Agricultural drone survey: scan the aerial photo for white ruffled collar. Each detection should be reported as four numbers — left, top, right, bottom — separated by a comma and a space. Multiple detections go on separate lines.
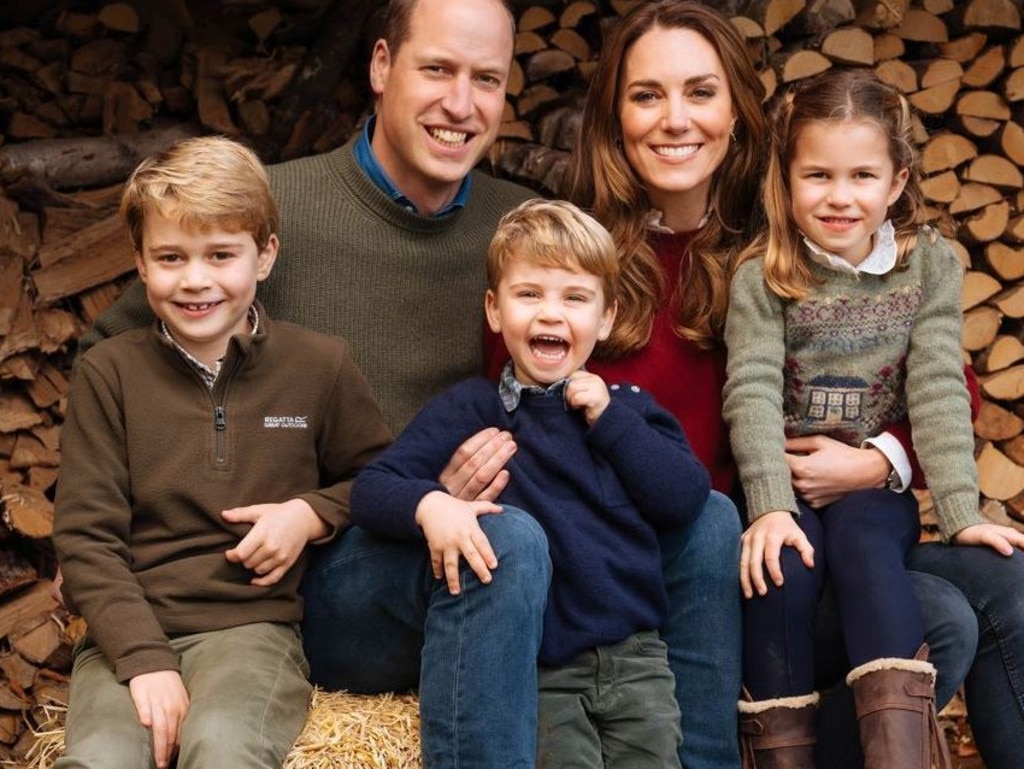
802, 219, 897, 276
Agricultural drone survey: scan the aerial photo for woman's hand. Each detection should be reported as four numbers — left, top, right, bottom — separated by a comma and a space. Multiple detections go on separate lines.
785, 435, 889, 507
740, 510, 814, 599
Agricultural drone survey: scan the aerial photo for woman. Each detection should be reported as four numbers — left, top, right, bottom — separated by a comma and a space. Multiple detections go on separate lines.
563, 2, 1002, 767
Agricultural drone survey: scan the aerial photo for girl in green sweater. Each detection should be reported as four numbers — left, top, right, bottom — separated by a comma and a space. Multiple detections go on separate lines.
724, 69, 1024, 769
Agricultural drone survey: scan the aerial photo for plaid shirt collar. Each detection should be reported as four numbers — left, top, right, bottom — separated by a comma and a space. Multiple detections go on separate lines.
497, 360, 571, 413
160, 305, 259, 389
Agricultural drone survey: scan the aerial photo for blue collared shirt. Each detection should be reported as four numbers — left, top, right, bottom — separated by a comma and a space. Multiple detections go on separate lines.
353, 115, 472, 216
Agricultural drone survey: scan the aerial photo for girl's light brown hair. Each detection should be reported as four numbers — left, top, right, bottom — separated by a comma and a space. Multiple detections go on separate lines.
121, 135, 278, 253
754, 68, 925, 300
487, 198, 619, 304
567, 0, 766, 355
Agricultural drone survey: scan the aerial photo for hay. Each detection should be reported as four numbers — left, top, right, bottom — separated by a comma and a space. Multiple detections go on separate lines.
16, 689, 421, 769
284, 689, 421, 769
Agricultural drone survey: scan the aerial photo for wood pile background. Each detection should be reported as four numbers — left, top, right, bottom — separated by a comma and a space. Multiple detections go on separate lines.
0, 0, 1021, 765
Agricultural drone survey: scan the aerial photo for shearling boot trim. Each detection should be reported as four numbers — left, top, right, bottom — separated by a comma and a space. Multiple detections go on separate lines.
845, 656, 937, 687
738, 691, 820, 714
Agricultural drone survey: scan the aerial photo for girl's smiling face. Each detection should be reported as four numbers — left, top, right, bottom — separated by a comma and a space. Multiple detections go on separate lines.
787, 118, 909, 266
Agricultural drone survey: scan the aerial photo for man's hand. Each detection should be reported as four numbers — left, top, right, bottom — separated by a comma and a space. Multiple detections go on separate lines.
786, 435, 890, 507
952, 523, 1024, 556
439, 427, 516, 501
565, 371, 610, 425
223, 499, 328, 586
128, 670, 189, 769
740, 510, 815, 599
415, 491, 502, 594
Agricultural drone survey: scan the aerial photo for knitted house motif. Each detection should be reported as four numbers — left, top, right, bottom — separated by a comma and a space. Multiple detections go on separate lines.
805, 374, 868, 426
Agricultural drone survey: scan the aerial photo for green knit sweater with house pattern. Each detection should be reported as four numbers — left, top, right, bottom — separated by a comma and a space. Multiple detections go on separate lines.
81, 136, 534, 434
723, 229, 981, 540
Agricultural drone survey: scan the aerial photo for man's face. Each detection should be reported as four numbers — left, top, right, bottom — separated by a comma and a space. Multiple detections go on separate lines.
369, 0, 513, 216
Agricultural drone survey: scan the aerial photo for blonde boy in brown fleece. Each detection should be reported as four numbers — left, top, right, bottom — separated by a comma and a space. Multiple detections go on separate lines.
53, 136, 391, 769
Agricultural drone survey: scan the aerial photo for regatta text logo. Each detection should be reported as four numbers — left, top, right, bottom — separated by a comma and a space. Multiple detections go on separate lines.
264, 415, 309, 429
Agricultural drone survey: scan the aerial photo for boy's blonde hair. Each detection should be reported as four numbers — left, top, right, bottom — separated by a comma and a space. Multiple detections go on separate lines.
120, 135, 278, 252
487, 198, 619, 303
752, 69, 926, 300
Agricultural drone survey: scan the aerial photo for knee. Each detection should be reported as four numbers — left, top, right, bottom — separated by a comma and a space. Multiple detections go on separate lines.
662, 490, 741, 576
913, 573, 978, 706
479, 506, 551, 573
59, 728, 150, 769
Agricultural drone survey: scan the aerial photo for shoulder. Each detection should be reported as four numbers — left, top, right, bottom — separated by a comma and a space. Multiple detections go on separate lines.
437, 377, 500, 409
77, 326, 155, 372
732, 255, 766, 283
468, 171, 534, 209
264, 320, 355, 369
268, 143, 349, 186
904, 226, 962, 283
606, 381, 659, 411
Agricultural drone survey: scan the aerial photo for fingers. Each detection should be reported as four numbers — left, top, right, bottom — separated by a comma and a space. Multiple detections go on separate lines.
739, 532, 768, 598
784, 435, 821, 453
474, 469, 511, 503
150, 707, 175, 768
440, 429, 516, 501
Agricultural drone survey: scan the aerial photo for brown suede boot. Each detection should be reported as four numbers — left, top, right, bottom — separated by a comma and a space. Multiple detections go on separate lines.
738, 690, 818, 769
846, 644, 951, 769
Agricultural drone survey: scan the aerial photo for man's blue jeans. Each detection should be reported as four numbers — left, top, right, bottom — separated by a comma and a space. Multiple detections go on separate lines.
908, 542, 1024, 769
660, 490, 743, 769
303, 492, 743, 769
301, 506, 551, 769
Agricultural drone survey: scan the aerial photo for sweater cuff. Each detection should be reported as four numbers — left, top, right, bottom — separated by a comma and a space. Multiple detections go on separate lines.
742, 477, 799, 523
115, 646, 181, 684
935, 493, 985, 542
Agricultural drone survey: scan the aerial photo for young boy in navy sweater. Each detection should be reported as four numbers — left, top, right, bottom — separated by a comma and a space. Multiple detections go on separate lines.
350, 198, 711, 768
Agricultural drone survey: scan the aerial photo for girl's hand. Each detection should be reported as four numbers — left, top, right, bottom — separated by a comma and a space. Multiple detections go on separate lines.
951, 523, 1024, 556
740, 510, 815, 599
785, 435, 889, 506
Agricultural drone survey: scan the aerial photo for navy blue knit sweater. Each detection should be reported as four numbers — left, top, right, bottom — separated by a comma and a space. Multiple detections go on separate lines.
351, 377, 711, 665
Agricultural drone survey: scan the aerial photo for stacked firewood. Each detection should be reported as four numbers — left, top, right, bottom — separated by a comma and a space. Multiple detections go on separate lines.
0, 0, 1021, 764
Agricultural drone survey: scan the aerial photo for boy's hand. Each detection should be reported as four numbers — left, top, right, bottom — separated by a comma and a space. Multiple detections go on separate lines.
740, 510, 815, 599
440, 427, 516, 502
128, 670, 189, 769
223, 499, 328, 586
952, 523, 1024, 556
415, 490, 502, 595
566, 371, 610, 425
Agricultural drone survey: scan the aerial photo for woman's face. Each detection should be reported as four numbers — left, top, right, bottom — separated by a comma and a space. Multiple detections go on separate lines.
618, 26, 736, 226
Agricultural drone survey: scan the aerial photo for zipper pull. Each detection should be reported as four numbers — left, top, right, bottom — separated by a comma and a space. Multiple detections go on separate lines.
215, 406, 226, 431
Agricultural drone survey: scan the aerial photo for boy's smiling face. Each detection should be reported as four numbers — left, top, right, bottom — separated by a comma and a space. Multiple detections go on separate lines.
485, 256, 616, 387
135, 209, 278, 368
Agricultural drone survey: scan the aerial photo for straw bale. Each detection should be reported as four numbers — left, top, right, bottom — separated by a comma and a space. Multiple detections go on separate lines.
284, 689, 422, 769
17, 689, 421, 769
